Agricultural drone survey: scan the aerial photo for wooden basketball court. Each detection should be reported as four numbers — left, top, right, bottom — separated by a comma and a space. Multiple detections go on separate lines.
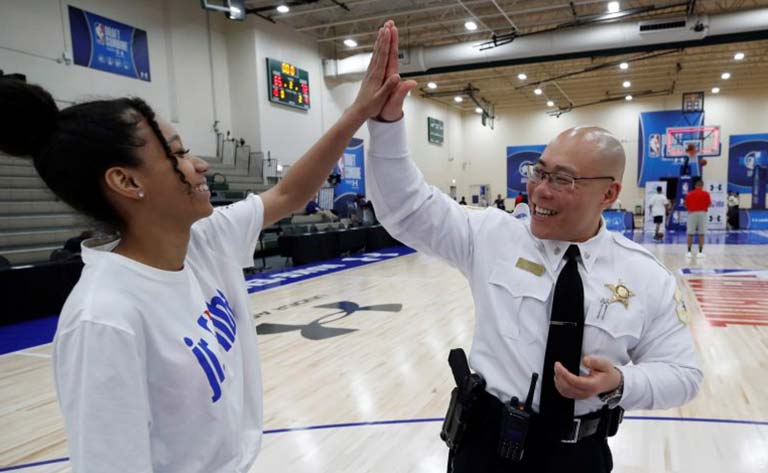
1, 233, 767, 472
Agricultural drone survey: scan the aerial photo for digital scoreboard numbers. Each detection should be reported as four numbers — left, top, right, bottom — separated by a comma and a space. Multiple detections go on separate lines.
267, 58, 310, 111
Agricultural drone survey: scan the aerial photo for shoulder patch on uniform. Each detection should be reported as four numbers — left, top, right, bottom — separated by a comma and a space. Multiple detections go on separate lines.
609, 232, 672, 276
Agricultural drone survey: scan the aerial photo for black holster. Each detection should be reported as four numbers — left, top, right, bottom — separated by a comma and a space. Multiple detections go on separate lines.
440, 349, 486, 452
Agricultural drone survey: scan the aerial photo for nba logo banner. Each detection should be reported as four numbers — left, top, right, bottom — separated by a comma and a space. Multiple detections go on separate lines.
68, 6, 151, 81
333, 138, 365, 215
637, 110, 704, 185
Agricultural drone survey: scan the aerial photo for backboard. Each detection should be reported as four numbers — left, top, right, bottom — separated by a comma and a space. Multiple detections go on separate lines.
666, 125, 721, 157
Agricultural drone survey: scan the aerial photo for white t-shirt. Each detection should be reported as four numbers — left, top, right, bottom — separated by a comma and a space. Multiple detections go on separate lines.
649, 193, 668, 217
53, 194, 265, 473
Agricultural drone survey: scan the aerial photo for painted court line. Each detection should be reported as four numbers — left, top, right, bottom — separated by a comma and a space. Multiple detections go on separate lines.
2, 416, 767, 472
12, 351, 51, 359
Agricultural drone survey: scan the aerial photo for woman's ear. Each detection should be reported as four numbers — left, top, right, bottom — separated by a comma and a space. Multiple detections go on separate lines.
104, 167, 144, 200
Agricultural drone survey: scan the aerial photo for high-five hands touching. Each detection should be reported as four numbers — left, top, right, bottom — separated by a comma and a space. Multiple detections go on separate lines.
350, 20, 417, 123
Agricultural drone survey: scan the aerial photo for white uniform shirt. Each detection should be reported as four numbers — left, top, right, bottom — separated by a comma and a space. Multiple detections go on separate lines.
53, 194, 265, 473
366, 120, 702, 415
649, 193, 668, 217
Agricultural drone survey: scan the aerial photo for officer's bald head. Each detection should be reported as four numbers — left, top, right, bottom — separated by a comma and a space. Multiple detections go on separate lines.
548, 126, 626, 180
529, 126, 625, 242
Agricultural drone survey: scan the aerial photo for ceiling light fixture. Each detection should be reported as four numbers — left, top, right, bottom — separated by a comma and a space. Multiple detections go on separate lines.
619, 62, 629, 70
734, 52, 745, 60
546, 100, 554, 107
721, 72, 731, 80
427, 82, 437, 89
534, 88, 543, 95
622, 81, 631, 88
625, 95, 633, 101
276, 5, 289, 13
343, 38, 358, 48
607, 1, 620, 13
454, 96, 464, 103
475, 107, 483, 114
465, 21, 478, 31
517, 73, 527, 80
711, 87, 720, 94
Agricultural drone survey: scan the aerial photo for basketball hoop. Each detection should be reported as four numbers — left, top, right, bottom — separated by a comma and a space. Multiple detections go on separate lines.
666, 126, 721, 158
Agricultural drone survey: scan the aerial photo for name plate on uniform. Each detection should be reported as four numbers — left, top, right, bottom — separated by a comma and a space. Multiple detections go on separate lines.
515, 258, 545, 277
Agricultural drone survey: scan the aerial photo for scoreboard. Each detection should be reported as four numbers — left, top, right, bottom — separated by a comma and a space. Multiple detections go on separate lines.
267, 58, 310, 111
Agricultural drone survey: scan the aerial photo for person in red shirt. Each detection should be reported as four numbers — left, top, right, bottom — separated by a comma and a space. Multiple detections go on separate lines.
684, 179, 712, 258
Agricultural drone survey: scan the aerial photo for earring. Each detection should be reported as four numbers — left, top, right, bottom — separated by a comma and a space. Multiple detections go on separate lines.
138, 190, 145, 199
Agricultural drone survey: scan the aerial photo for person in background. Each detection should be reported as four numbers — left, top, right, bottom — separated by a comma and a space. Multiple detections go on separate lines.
459, 196, 467, 205
648, 186, 669, 241
493, 194, 507, 210
727, 192, 739, 230
494, 194, 506, 210
305, 198, 338, 222
684, 179, 712, 258
681, 143, 697, 176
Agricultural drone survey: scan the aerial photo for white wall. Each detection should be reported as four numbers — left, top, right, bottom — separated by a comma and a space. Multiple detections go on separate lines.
0, 0, 229, 156
221, 15, 344, 167
401, 95, 464, 196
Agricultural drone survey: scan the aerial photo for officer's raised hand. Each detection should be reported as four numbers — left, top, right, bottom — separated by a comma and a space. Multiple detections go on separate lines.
349, 22, 402, 120
553, 356, 622, 400
374, 20, 418, 122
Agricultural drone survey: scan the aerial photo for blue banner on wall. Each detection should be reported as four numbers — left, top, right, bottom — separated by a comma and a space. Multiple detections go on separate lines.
739, 210, 768, 229
69, 6, 151, 81
603, 210, 634, 231
333, 138, 365, 215
727, 134, 768, 201
506, 145, 545, 198
637, 110, 704, 185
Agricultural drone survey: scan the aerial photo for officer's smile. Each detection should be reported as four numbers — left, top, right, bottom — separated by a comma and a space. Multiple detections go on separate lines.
533, 205, 559, 217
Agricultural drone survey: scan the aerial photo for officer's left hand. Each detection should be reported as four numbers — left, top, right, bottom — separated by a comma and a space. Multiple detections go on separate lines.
553, 356, 622, 400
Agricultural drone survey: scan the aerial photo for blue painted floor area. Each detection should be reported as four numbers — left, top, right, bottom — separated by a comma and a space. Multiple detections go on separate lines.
0, 315, 59, 355
0, 246, 416, 355
245, 245, 416, 294
620, 229, 768, 245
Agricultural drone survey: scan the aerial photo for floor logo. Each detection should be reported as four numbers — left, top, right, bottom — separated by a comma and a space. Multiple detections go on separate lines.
683, 269, 768, 327
256, 300, 402, 340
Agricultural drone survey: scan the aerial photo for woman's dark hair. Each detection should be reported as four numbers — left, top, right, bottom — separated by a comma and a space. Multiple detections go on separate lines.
0, 79, 190, 228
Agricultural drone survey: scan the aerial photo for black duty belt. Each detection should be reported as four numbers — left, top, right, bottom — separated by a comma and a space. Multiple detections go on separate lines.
475, 389, 624, 444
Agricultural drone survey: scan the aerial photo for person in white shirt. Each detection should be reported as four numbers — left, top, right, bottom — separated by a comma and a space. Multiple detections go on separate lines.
648, 186, 670, 240
0, 24, 403, 473
364, 23, 701, 473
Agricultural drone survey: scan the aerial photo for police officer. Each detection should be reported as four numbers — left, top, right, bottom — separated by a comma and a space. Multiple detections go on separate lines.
366, 22, 702, 473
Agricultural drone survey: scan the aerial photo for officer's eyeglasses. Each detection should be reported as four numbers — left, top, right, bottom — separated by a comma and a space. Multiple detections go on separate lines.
526, 164, 615, 192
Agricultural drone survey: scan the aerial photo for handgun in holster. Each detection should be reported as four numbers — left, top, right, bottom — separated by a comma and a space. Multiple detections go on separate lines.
440, 348, 486, 452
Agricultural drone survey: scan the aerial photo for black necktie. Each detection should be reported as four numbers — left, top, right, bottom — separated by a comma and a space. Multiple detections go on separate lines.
539, 244, 585, 440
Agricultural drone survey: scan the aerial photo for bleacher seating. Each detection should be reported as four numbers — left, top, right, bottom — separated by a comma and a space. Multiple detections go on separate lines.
0, 150, 271, 266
